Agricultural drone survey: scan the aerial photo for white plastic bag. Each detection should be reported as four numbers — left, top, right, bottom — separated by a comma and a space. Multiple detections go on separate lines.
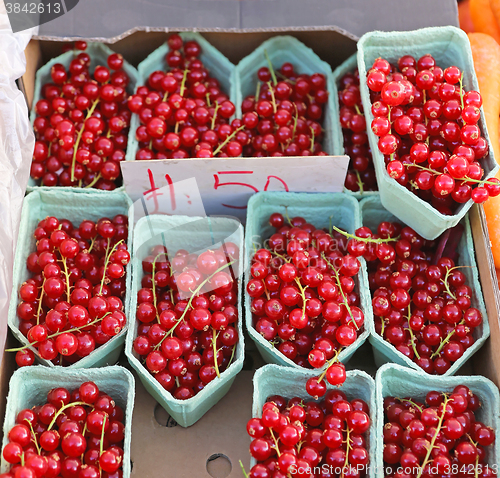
0, 4, 36, 367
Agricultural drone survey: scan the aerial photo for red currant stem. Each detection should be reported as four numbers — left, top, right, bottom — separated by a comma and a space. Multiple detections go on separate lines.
475, 455, 480, 478
406, 306, 421, 360
78, 179, 83, 188
263, 49, 277, 86
211, 101, 220, 130
212, 329, 221, 379
87, 236, 97, 253
354, 104, 363, 116
60, 255, 72, 303
354, 170, 365, 194
227, 343, 236, 368
169, 289, 174, 304
401, 398, 423, 413
179, 68, 190, 97
267, 81, 277, 114
239, 461, 250, 478
212, 125, 245, 156
20, 451, 25, 467
387, 105, 392, 131
27, 419, 41, 455
71, 98, 100, 182
416, 396, 450, 478
154, 260, 236, 349
204, 92, 211, 107
106, 129, 112, 139
317, 350, 342, 382
431, 324, 462, 359
151, 252, 166, 323
291, 104, 299, 140
6, 315, 111, 353
99, 413, 107, 458
380, 317, 386, 337
82, 422, 87, 437
276, 70, 296, 84
36, 277, 46, 325
99, 239, 125, 295
294, 277, 309, 320
309, 126, 315, 153
459, 73, 465, 109
442, 267, 458, 300
271, 250, 291, 264
423, 90, 428, 126
282, 206, 293, 227
255, 81, 261, 101
84, 173, 102, 189
340, 426, 352, 478
324, 256, 358, 330
330, 223, 399, 244
268, 427, 282, 457
47, 401, 89, 430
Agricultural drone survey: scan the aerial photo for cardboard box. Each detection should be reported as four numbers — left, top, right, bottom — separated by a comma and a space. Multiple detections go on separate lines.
6, 3, 500, 477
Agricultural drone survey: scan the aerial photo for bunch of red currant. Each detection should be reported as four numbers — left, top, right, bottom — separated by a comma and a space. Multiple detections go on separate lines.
366, 54, 500, 211
12, 215, 130, 367
31, 41, 132, 189
128, 34, 240, 160
343, 220, 482, 374
338, 69, 377, 193
240, 60, 329, 157
247, 213, 367, 397
383, 386, 496, 477
133, 243, 240, 400
1, 381, 125, 478
247, 392, 370, 478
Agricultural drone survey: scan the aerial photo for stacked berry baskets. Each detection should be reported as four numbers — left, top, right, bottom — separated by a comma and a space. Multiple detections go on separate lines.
2, 25, 498, 478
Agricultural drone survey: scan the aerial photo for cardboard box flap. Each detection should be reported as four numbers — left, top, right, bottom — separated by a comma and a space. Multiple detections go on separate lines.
34, 0, 458, 42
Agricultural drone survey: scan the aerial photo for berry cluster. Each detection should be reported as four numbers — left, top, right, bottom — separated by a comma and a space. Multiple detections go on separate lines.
12, 215, 130, 367
247, 392, 370, 478
366, 54, 500, 211
133, 244, 240, 400
247, 213, 366, 397
240, 59, 329, 157
383, 386, 496, 477
338, 69, 377, 193
31, 41, 132, 189
342, 220, 481, 374
128, 34, 240, 160
1, 381, 125, 478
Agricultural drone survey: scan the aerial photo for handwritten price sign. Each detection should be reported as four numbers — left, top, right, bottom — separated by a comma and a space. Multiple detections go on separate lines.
121, 155, 349, 221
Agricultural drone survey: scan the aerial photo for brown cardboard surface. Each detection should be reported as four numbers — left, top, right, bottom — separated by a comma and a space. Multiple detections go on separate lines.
471, 205, 500, 388
33, 0, 458, 41
130, 369, 254, 478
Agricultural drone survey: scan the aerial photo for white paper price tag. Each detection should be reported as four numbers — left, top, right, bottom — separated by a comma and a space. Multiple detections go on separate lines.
122, 155, 349, 220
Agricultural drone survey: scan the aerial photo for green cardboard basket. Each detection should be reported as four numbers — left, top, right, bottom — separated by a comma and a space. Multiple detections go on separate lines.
0, 365, 135, 477
233, 35, 335, 154
375, 364, 500, 477
361, 196, 489, 376
357, 26, 499, 240
245, 191, 372, 368
125, 214, 245, 427
252, 364, 377, 475
29, 42, 139, 191
7, 189, 134, 368
330, 53, 380, 200
126, 32, 235, 162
